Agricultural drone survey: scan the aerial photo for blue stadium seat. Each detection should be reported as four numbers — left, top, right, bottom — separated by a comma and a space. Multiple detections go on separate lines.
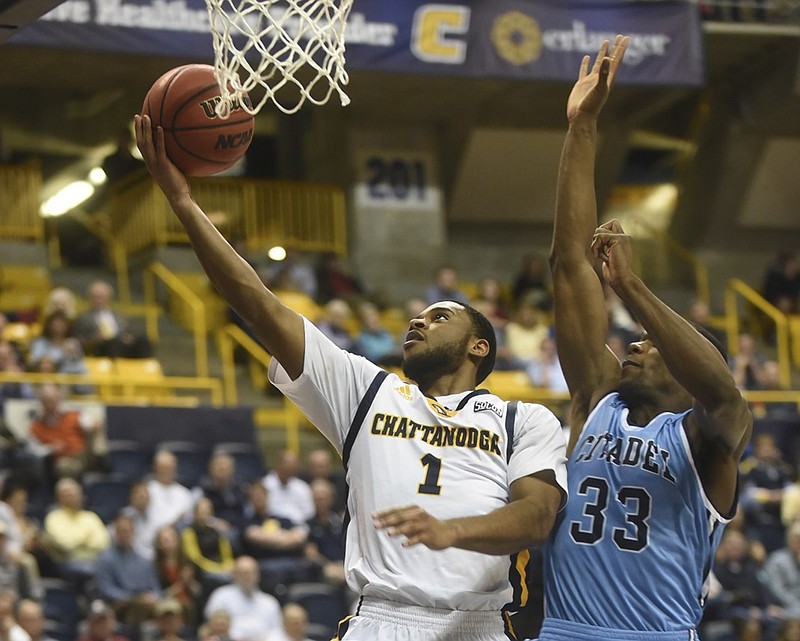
41, 578, 82, 629
286, 582, 347, 632
82, 473, 131, 523
106, 440, 153, 482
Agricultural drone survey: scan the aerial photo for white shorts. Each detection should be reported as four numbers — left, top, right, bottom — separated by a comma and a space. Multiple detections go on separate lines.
336, 597, 508, 641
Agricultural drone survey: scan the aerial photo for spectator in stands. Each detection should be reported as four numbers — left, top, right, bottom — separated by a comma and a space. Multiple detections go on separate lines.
423, 265, 469, 306
314, 300, 354, 352
267, 250, 317, 301
741, 433, 795, 553
763, 522, 800, 618
119, 480, 158, 561
147, 451, 195, 533
301, 449, 346, 515
27, 312, 91, 395
749, 360, 799, 420
74, 281, 152, 359
733, 332, 769, 391
241, 481, 307, 568
198, 610, 234, 641
203, 556, 283, 641
525, 336, 568, 394
763, 250, 800, 315
77, 600, 130, 641
0, 341, 34, 410
511, 254, 550, 308
180, 497, 235, 593
314, 253, 363, 305
0, 521, 34, 600
198, 452, 247, 537
262, 451, 314, 527
352, 302, 398, 366
27, 384, 107, 480
153, 525, 202, 626
304, 479, 344, 587
94, 513, 161, 630
268, 604, 312, 641
16, 600, 55, 641
708, 528, 783, 635
1, 485, 45, 589
473, 277, 510, 322
505, 297, 551, 368
686, 299, 727, 347
782, 471, 800, 529
152, 597, 187, 641
41, 478, 109, 581
42, 287, 78, 322
778, 619, 800, 641
0, 589, 29, 641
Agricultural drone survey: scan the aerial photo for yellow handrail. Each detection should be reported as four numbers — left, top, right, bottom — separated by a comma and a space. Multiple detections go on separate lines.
0, 371, 223, 406
216, 323, 302, 454
626, 211, 711, 306
144, 262, 209, 378
725, 278, 791, 389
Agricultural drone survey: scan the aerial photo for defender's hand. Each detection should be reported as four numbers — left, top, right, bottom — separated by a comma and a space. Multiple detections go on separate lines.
591, 219, 635, 285
566, 35, 629, 123
373, 505, 458, 550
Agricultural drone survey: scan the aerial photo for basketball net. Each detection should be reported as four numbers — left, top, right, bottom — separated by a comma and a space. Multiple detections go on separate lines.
205, 0, 353, 116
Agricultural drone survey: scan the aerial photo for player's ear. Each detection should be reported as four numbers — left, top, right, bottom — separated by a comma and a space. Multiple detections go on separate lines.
470, 338, 490, 358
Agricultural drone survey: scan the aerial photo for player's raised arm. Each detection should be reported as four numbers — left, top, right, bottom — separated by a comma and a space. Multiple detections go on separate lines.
592, 220, 752, 512
549, 36, 629, 452
134, 115, 304, 378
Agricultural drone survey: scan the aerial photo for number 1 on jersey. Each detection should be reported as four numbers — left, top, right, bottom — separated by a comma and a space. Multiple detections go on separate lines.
418, 453, 442, 495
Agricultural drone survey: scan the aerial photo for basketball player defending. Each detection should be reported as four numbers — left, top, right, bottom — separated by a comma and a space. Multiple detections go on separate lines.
134, 117, 566, 641
542, 36, 752, 641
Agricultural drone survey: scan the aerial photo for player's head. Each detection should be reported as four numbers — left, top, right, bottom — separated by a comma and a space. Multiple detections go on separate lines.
617, 324, 728, 411
402, 300, 496, 391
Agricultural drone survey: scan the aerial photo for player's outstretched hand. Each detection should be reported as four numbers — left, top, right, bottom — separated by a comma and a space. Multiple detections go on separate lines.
591, 219, 635, 285
134, 114, 191, 204
566, 34, 629, 123
373, 505, 457, 551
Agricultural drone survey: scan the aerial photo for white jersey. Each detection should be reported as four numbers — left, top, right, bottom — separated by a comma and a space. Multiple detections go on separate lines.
269, 318, 567, 611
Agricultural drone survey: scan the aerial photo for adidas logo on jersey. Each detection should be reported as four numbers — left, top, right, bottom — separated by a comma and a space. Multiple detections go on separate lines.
474, 400, 503, 417
394, 384, 413, 401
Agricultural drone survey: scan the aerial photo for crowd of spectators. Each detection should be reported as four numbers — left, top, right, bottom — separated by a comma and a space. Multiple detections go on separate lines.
1, 244, 800, 641
0, 440, 350, 641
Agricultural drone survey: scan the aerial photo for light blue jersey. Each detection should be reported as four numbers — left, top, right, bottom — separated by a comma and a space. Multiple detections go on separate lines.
542, 393, 731, 639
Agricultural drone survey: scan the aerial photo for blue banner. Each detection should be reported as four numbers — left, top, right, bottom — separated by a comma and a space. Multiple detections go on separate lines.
9, 0, 704, 86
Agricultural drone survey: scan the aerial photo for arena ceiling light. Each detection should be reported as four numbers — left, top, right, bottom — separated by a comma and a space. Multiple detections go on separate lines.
40, 180, 94, 217
268, 246, 287, 261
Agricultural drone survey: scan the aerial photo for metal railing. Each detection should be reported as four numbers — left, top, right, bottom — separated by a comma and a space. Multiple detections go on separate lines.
725, 278, 792, 388
0, 371, 224, 406
216, 323, 304, 454
0, 161, 44, 243
143, 262, 208, 378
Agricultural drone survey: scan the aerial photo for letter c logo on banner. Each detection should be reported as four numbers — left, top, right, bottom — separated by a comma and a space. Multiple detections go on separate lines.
411, 4, 471, 64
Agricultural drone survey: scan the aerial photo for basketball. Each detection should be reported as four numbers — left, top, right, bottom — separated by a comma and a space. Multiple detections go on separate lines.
141, 64, 254, 177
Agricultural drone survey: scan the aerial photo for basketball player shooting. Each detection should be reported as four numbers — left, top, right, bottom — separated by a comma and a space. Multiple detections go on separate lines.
540, 36, 752, 641
134, 115, 567, 641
